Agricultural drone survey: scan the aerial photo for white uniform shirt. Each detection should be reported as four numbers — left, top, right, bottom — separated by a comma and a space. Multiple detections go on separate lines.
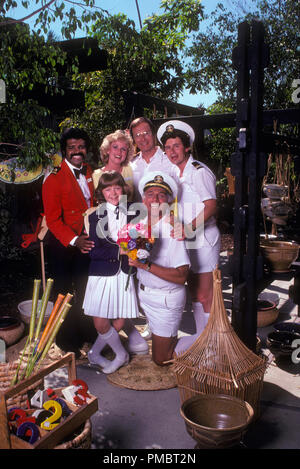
137, 217, 190, 291
169, 156, 220, 247
130, 147, 174, 200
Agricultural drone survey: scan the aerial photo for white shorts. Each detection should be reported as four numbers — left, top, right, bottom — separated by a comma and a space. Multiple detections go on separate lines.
138, 284, 186, 337
188, 238, 221, 274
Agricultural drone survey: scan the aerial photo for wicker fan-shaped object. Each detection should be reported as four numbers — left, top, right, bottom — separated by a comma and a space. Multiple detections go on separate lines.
173, 268, 267, 417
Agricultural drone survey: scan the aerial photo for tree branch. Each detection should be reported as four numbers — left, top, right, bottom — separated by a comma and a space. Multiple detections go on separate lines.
0, 0, 56, 27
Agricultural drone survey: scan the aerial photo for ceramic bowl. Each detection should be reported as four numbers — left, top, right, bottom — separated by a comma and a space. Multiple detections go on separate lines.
267, 331, 300, 358
18, 300, 53, 326
0, 316, 25, 346
260, 240, 299, 272
263, 184, 288, 199
180, 394, 254, 449
273, 322, 300, 336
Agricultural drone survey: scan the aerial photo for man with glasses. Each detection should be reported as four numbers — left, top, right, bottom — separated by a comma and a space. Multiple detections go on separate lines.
129, 117, 174, 340
129, 117, 173, 201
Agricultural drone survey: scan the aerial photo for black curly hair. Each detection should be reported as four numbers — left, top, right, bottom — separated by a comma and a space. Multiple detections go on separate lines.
60, 128, 91, 156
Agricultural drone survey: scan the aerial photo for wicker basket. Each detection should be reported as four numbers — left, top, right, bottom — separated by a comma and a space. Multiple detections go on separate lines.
0, 362, 43, 410
172, 269, 267, 418
54, 419, 92, 449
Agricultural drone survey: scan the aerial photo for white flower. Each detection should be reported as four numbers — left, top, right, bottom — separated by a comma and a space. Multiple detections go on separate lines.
137, 249, 150, 260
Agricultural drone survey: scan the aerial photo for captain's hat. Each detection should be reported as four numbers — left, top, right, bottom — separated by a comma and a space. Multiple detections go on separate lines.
139, 171, 178, 200
157, 120, 195, 146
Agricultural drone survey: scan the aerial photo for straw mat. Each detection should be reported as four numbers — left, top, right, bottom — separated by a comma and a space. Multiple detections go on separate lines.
107, 327, 177, 390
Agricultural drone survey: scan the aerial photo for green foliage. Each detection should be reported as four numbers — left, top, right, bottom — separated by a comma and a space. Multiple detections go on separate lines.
0, 23, 64, 169
65, 1, 205, 152
205, 101, 236, 169
185, 0, 300, 109
0, 0, 106, 39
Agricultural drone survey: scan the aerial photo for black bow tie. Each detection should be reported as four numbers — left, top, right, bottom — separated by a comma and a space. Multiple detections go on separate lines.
114, 206, 119, 220
74, 166, 87, 179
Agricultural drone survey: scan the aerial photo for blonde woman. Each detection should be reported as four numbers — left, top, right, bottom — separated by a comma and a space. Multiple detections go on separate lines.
92, 130, 135, 201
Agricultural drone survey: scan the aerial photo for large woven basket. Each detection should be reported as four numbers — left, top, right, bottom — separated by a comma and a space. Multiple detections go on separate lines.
172, 269, 267, 418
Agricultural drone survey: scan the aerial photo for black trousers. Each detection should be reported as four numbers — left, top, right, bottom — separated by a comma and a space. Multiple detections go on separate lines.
46, 232, 97, 352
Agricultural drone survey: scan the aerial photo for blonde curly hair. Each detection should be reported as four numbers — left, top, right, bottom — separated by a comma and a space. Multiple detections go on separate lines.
100, 130, 134, 166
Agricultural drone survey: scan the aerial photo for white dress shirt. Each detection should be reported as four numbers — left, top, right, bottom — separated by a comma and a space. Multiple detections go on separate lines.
130, 147, 174, 200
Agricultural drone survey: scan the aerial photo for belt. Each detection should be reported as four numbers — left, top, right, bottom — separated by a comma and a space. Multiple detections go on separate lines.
139, 283, 182, 294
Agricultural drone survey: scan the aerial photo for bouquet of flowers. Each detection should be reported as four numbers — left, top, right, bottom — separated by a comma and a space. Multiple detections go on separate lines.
117, 222, 155, 291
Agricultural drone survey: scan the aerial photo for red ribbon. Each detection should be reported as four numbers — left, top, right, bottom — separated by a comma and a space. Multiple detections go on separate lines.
21, 216, 43, 248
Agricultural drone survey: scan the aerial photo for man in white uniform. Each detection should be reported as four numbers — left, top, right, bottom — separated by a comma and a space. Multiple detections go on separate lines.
127, 171, 190, 365
129, 117, 174, 200
157, 121, 221, 354
129, 117, 174, 340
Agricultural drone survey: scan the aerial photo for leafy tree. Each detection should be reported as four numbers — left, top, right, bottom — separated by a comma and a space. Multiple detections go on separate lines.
0, 21, 67, 170
62, 0, 205, 151
185, 0, 300, 109
0, 0, 106, 39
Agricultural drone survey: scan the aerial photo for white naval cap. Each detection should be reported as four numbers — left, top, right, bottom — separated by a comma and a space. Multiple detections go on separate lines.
138, 171, 178, 200
157, 120, 195, 146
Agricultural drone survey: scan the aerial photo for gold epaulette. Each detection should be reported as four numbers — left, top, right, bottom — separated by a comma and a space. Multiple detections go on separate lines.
192, 161, 203, 170
51, 166, 61, 175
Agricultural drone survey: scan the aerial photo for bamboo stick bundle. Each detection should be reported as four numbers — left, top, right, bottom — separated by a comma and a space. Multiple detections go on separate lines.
172, 268, 267, 418
11, 279, 73, 385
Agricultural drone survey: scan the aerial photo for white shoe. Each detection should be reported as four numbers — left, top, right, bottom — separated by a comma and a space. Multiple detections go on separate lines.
101, 352, 129, 374
126, 341, 149, 355
141, 323, 152, 340
88, 350, 110, 369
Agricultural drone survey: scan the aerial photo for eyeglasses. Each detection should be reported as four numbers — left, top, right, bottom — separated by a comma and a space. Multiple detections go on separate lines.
134, 131, 151, 139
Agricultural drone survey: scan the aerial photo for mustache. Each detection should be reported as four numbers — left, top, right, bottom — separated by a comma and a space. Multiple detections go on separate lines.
70, 152, 85, 159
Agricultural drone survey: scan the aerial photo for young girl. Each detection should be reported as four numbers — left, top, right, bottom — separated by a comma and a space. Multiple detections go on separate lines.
83, 171, 140, 374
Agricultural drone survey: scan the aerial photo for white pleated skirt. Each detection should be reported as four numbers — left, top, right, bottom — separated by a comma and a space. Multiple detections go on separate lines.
83, 271, 140, 319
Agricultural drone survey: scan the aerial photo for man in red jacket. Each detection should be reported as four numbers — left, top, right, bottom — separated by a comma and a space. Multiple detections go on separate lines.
42, 128, 97, 356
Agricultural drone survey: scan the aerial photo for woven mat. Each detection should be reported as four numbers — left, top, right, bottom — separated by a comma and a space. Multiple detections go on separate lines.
106, 353, 177, 391
106, 327, 177, 391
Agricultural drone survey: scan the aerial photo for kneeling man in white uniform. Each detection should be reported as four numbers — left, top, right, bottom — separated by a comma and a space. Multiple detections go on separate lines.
127, 171, 190, 365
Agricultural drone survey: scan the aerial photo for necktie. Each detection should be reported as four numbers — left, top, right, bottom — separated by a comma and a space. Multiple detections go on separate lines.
74, 166, 87, 179
114, 206, 119, 220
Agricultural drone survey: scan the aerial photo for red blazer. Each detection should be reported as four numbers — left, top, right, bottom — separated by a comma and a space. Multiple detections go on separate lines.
42, 159, 94, 247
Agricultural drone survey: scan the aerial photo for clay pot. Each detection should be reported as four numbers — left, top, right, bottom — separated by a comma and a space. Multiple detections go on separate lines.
260, 240, 299, 272
0, 316, 25, 347
180, 394, 254, 449
257, 300, 279, 328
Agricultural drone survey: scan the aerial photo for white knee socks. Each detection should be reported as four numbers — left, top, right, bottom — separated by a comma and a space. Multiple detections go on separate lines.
88, 333, 111, 368
88, 326, 129, 371
192, 302, 210, 334
174, 302, 209, 355
99, 326, 129, 374
123, 319, 147, 347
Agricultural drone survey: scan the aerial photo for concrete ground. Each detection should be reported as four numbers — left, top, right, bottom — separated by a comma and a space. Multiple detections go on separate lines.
45, 253, 300, 451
